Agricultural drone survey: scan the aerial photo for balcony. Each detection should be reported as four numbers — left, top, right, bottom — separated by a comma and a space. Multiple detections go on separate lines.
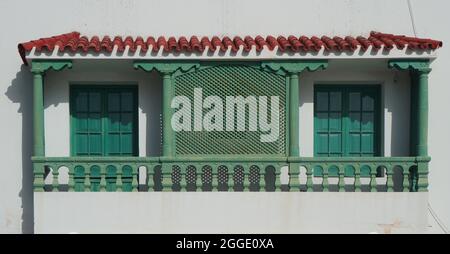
32, 156, 429, 192
27, 59, 434, 233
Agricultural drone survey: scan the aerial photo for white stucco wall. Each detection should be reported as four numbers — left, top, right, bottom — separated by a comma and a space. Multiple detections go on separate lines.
33, 192, 428, 234
1, 0, 449, 233
409, 0, 450, 233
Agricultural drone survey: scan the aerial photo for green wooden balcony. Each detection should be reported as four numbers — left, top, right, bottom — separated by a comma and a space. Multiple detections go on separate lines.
32, 156, 429, 192
29, 60, 432, 194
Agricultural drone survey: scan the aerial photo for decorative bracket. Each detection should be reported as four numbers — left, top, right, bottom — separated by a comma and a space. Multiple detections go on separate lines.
261, 60, 328, 76
388, 60, 431, 73
31, 60, 73, 74
134, 61, 200, 77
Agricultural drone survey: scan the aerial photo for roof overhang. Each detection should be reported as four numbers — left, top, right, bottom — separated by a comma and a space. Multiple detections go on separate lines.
23, 45, 438, 64
18, 31, 443, 65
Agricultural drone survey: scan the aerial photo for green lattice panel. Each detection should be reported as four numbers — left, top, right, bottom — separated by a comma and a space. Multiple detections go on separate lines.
174, 65, 286, 155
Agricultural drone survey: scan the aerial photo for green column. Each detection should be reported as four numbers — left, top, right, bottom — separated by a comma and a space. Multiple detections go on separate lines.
289, 73, 299, 157
416, 69, 430, 156
32, 70, 45, 156
388, 60, 431, 192
30, 60, 72, 157
30, 60, 72, 192
409, 70, 417, 156
162, 72, 174, 157
416, 68, 431, 192
388, 60, 430, 157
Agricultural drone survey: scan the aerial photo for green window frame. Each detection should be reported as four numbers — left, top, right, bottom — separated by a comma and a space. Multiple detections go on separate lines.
70, 85, 139, 156
314, 85, 381, 158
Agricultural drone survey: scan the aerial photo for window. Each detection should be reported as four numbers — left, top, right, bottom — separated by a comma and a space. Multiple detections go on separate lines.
70, 85, 138, 156
314, 85, 380, 157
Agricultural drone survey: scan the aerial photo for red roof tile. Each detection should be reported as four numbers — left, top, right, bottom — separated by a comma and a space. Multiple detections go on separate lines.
18, 31, 443, 64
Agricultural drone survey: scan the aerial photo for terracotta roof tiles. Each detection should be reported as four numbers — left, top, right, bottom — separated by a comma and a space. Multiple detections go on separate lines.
18, 31, 443, 64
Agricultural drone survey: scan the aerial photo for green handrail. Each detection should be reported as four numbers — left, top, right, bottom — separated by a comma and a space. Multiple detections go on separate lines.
32, 156, 429, 192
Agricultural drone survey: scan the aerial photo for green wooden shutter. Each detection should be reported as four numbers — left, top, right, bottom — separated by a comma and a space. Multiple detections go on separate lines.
314, 88, 344, 157
105, 88, 137, 156
71, 88, 104, 156
71, 86, 138, 156
347, 87, 379, 157
314, 85, 380, 157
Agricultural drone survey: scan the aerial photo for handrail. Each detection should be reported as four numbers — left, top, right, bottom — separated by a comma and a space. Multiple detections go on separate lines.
32, 156, 428, 192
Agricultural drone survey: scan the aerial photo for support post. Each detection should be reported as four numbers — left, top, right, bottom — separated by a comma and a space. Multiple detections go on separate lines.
30, 61, 72, 192
416, 68, 431, 192
287, 73, 300, 191
32, 70, 45, 157
30, 60, 73, 157
162, 73, 174, 157
416, 68, 430, 156
388, 60, 431, 192
289, 73, 299, 157
388, 59, 431, 157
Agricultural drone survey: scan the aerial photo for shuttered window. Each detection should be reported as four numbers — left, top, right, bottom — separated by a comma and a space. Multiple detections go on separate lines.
70, 86, 138, 156
314, 85, 380, 157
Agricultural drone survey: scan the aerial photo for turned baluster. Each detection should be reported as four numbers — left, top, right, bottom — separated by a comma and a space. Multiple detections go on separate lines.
369, 165, 377, 192
354, 165, 361, 192
402, 164, 411, 192
211, 164, 219, 192
386, 166, 394, 192
306, 166, 313, 192
116, 166, 123, 192
321, 165, 329, 192
259, 164, 266, 192
147, 164, 155, 192
51, 165, 59, 192
161, 164, 173, 192
243, 164, 251, 192
288, 163, 300, 192
275, 166, 284, 192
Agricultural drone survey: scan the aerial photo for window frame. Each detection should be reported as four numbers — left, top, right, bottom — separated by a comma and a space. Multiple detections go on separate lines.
69, 84, 139, 157
313, 84, 382, 157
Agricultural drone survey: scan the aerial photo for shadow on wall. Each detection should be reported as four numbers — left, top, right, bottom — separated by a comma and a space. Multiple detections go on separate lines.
385, 70, 411, 157
141, 72, 163, 156
4, 65, 34, 234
